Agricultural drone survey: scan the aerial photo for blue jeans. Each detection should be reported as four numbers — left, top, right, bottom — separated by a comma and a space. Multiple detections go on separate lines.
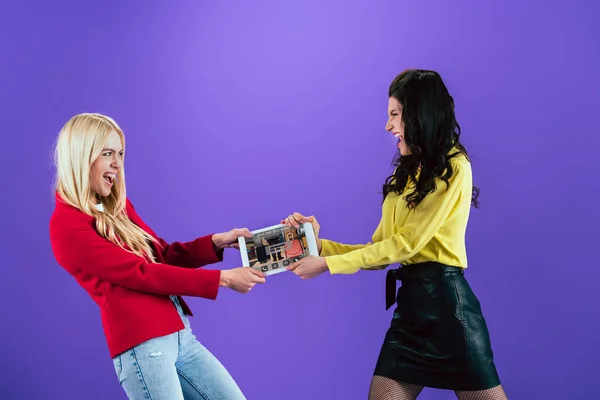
112, 296, 246, 400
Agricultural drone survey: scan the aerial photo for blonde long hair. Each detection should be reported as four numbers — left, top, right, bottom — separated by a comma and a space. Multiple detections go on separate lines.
53, 113, 158, 262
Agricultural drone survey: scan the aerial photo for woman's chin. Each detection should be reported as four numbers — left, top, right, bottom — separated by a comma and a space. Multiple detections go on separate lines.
97, 188, 112, 197
399, 147, 411, 156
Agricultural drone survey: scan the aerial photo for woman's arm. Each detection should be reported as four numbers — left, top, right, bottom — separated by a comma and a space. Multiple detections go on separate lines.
324, 164, 468, 275
284, 212, 384, 262
319, 239, 371, 257
50, 217, 222, 299
319, 216, 383, 258
155, 235, 224, 268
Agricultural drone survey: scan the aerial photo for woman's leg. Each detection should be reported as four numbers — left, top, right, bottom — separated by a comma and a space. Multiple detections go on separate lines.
175, 324, 246, 400
368, 375, 424, 400
112, 332, 183, 400
454, 385, 508, 400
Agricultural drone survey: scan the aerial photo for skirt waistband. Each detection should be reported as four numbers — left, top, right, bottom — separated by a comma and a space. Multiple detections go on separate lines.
385, 262, 464, 310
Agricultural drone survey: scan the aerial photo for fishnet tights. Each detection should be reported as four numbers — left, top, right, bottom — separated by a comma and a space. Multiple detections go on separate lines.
368, 376, 508, 400
368, 376, 423, 400
455, 386, 508, 400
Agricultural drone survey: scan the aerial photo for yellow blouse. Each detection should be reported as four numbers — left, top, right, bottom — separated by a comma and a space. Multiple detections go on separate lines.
321, 150, 473, 275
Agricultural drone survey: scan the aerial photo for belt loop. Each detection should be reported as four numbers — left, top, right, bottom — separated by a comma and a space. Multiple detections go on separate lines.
385, 269, 397, 310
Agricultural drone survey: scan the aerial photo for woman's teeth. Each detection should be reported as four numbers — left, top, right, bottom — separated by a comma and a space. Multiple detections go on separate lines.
103, 173, 116, 185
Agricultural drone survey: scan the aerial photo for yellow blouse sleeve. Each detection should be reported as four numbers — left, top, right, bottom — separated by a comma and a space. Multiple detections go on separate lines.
320, 239, 370, 256
324, 164, 467, 274
318, 219, 382, 257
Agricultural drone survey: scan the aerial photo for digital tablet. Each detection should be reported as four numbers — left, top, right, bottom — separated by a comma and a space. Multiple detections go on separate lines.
237, 222, 319, 276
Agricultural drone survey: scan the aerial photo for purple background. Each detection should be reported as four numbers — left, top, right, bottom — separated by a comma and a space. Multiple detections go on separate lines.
2, 1, 599, 399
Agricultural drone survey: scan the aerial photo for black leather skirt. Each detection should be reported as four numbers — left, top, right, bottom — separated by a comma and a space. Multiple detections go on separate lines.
373, 262, 501, 391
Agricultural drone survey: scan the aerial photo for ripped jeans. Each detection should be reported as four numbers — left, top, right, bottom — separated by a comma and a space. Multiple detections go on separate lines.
111, 296, 246, 400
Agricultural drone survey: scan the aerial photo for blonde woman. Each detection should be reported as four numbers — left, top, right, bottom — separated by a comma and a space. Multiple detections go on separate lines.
49, 113, 264, 400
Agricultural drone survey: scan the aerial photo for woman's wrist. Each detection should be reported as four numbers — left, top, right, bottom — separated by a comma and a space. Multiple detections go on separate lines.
219, 270, 231, 287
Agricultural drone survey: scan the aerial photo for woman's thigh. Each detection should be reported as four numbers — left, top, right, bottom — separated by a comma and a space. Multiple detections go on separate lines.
113, 332, 183, 400
175, 327, 246, 400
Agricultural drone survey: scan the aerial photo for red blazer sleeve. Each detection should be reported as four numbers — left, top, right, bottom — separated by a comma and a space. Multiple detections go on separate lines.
50, 217, 221, 300
155, 235, 223, 269
126, 199, 224, 269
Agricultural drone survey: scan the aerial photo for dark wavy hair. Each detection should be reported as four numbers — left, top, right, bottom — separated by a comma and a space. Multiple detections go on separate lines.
382, 69, 480, 209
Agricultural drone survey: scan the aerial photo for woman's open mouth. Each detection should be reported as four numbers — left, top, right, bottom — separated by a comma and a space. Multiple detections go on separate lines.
103, 173, 116, 186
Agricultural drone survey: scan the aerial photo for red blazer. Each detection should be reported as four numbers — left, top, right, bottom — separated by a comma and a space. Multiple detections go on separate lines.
49, 193, 224, 358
